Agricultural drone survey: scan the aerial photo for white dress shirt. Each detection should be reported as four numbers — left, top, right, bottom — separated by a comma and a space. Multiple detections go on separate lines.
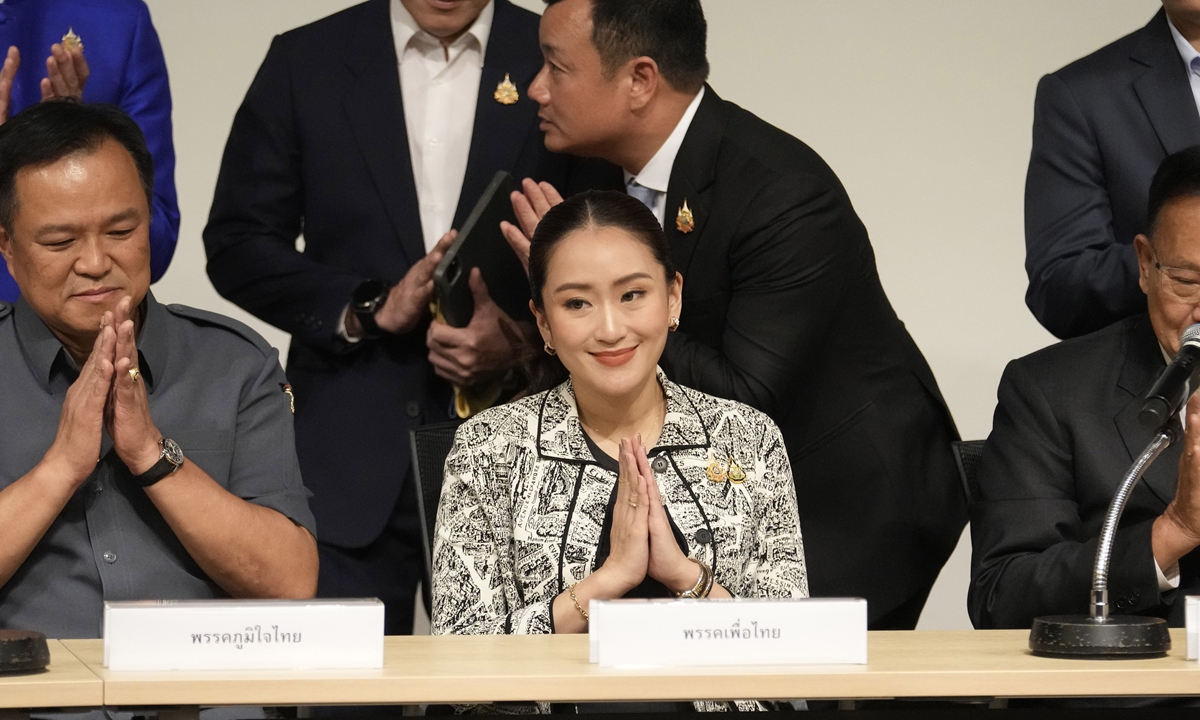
391, 0, 494, 252
339, 1, 493, 341
622, 88, 705, 226
1167, 15, 1200, 120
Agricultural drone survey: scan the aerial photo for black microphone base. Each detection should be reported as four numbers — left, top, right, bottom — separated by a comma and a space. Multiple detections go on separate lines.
0, 629, 49, 674
1029, 615, 1170, 658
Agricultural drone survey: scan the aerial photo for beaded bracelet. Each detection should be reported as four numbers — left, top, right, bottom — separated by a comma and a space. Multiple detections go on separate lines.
569, 583, 589, 620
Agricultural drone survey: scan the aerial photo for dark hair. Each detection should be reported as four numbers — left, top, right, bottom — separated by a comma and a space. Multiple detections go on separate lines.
0, 99, 154, 232
545, 0, 709, 94
525, 190, 677, 392
1147, 145, 1200, 239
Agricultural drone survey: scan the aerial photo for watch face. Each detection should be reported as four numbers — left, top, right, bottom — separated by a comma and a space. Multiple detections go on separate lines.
352, 279, 389, 310
161, 438, 184, 468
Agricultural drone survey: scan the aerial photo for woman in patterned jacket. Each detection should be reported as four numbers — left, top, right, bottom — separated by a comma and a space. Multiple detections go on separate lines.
431, 191, 807, 639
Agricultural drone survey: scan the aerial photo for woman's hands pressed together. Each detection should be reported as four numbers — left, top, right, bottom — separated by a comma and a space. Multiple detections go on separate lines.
552, 436, 729, 632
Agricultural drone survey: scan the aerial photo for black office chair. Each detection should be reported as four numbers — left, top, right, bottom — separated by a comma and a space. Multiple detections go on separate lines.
951, 439, 986, 504
409, 420, 464, 587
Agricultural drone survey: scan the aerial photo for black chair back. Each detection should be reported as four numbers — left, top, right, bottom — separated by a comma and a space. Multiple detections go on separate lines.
951, 439, 986, 504
409, 420, 464, 586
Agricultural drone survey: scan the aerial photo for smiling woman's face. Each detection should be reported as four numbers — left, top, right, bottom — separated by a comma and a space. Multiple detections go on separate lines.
534, 224, 681, 401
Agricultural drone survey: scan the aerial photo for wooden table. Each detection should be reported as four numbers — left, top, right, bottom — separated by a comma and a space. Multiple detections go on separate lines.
0, 640, 103, 711
55, 629, 1200, 710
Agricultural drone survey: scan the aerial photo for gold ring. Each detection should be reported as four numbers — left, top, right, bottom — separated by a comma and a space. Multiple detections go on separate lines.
128, 367, 141, 382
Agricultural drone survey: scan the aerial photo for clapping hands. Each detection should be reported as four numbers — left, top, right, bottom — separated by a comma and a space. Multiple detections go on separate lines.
0, 42, 90, 125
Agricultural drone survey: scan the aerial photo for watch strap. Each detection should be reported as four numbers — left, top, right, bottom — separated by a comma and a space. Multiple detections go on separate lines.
132, 439, 183, 488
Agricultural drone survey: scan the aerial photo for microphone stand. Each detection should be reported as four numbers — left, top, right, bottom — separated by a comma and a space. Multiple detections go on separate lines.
1029, 421, 1180, 658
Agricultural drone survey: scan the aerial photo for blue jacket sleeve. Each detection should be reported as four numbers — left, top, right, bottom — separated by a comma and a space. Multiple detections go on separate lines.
119, 2, 179, 282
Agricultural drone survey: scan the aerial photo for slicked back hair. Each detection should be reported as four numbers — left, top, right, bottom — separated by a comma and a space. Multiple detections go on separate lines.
546, 0, 709, 94
0, 99, 154, 232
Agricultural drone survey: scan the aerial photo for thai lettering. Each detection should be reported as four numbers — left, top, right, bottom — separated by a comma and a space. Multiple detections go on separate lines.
681, 619, 781, 640
188, 623, 304, 650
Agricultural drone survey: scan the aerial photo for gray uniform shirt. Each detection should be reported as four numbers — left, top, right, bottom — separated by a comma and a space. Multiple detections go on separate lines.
0, 292, 317, 638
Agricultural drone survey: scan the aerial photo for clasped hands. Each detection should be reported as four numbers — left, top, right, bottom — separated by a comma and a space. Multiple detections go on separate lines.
360, 229, 535, 387
0, 41, 90, 124
44, 297, 163, 490
596, 435, 701, 595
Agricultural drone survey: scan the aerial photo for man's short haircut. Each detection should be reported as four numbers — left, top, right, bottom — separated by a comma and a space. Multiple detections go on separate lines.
546, 0, 709, 94
0, 99, 154, 232
1147, 145, 1200, 239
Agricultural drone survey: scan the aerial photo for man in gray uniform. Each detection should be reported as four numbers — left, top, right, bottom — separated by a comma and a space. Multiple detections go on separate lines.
0, 100, 318, 638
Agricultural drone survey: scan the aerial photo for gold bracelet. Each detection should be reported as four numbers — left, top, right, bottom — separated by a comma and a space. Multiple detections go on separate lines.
569, 583, 589, 620
677, 557, 714, 599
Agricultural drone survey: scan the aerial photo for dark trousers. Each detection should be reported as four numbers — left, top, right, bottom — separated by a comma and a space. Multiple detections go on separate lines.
316, 481, 423, 635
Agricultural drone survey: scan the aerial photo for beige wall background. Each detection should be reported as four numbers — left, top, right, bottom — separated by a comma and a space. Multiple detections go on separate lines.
141, 0, 1163, 630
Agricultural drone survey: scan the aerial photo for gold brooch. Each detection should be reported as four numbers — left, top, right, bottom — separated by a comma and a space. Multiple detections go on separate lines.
676, 199, 695, 234
61, 28, 83, 52
706, 457, 726, 483
494, 73, 519, 105
726, 456, 746, 484
280, 383, 295, 414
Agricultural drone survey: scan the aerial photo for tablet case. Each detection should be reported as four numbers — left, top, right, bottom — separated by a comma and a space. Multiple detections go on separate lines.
433, 171, 530, 328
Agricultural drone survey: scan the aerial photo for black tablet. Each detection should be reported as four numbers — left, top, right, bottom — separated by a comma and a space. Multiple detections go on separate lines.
433, 171, 530, 328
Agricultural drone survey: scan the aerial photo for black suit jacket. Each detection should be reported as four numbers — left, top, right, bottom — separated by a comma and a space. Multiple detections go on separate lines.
969, 314, 1200, 628
1025, 9, 1200, 339
204, 0, 599, 548
659, 89, 965, 628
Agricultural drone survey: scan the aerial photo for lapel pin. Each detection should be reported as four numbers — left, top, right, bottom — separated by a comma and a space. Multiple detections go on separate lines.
61, 28, 83, 51
280, 383, 295, 414
494, 73, 519, 105
676, 199, 695, 234
706, 454, 726, 483
727, 456, 746, 484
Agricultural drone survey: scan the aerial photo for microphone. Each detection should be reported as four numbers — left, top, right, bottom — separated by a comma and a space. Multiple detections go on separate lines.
1139, 323, 1200, 429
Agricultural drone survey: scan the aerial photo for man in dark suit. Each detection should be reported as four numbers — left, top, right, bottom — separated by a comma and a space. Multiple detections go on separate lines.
972, 146, 1200, 629
1026, 2, 1200, 339
204, 0, 591, 633
505, 0, 964, 629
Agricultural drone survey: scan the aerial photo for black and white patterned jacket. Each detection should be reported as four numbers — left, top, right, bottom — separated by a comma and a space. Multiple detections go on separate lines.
431, 369, 808, 636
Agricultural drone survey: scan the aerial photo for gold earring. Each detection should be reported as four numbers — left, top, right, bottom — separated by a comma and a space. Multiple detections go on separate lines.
669, 317, 680, 332
544, 342, 556, 356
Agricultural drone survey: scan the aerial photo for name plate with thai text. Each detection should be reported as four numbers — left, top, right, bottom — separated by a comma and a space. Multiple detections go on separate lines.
1188, 596, 1199, 660
103, 598, 384, 671
588, 597, 867, 667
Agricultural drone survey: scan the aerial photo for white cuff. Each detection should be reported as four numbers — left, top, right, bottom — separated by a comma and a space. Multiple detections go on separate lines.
1155, 558, 1181, 593
336, 304, 362, 343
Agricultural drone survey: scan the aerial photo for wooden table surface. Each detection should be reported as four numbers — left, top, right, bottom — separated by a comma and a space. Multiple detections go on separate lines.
0, 640, 103, 709
56, 629, 1200, 707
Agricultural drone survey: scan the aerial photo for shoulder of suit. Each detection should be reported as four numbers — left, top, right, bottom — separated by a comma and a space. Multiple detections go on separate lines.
1008, 314, 1137, 378
674, 381, 776, 434
458, 391, 544, 438
163, 303, 276, 359
716, 99, 842, 190
1048, 12, 1162, 83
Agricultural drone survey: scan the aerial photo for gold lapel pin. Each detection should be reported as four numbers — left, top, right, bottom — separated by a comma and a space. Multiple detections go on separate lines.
280, 383, 295, 414
61, 28, 83, 51
706, 455, 727, 483
676, 199, 695, 234
727, 456, 746, 484
494, 73, 519, 105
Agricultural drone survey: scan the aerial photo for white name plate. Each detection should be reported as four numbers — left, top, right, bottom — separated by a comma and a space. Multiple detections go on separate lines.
103, 598, 384, 671
1187, 596, 1200, 660
588, 597, 867, 667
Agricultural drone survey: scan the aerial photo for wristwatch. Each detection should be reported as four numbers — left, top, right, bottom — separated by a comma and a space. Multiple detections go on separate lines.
132, 438, 185, 488
350, 279, 394, 339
